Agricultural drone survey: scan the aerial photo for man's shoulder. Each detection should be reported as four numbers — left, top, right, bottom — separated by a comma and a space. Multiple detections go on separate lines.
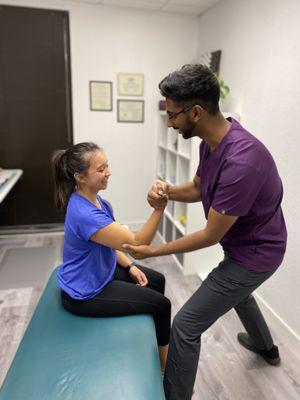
227, 128, 268, 156
224, 134, 273, 176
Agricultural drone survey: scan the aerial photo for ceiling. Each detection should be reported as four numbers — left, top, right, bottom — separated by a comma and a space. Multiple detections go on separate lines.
65, 0, 223, 17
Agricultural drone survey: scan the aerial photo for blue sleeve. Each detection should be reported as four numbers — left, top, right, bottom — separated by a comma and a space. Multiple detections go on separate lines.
77, 207, 114, 241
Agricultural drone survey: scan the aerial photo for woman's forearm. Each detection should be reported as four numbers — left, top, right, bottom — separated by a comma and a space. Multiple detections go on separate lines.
134, 208, 164, 245
116, 250, 132, 268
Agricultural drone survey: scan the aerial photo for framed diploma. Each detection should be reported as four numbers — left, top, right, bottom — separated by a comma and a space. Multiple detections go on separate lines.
117, 73, 144, 96
89, 81, 112, 111
117, 100, 144, 123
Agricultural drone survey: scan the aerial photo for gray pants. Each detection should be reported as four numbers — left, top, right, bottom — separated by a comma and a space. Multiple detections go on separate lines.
163, 257, 277, 400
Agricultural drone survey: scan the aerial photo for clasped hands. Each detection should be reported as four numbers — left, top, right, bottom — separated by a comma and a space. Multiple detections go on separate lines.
147, 179, 170, 210
122, 180, 169, 259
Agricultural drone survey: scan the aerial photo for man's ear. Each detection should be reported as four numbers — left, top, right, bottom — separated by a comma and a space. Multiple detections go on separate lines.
192, 105, 205, 121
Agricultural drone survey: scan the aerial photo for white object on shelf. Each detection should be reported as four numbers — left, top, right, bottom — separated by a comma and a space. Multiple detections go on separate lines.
156, 113, 224, 276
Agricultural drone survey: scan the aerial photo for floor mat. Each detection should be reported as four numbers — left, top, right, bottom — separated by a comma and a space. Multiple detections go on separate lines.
0, 246, 56, 289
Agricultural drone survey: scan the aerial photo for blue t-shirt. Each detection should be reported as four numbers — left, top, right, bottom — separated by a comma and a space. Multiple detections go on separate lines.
57, 192, 117, 300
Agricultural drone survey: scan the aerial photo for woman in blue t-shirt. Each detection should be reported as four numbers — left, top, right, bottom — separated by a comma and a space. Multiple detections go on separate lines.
52, 142, 170, 371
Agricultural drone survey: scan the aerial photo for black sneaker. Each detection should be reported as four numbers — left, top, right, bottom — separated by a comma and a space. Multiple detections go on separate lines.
237, 332, 280, 366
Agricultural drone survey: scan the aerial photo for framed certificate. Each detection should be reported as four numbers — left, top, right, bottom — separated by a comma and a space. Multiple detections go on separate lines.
117, 100, 144, 123
89, 81, 112, 111
117, 73, 144, 96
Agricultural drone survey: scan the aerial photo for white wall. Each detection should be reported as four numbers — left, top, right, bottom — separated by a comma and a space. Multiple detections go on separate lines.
196, 0, 300, 346
2, 0, 199, 224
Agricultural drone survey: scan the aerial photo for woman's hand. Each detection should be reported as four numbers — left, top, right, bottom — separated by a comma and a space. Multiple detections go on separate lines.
123, 244, 156, 260
128, 266, 148, 286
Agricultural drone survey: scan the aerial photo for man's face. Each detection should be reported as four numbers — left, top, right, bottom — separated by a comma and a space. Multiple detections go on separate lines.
165, 99, 197, 140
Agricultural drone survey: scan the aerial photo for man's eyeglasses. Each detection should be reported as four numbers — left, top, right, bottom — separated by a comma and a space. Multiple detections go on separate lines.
167, 105, 193, 120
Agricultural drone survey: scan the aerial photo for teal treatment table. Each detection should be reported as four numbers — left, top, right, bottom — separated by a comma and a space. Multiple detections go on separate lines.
0, 269, 165, 400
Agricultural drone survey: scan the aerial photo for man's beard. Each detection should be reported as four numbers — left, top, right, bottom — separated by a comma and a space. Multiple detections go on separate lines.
181, 119, 197, 139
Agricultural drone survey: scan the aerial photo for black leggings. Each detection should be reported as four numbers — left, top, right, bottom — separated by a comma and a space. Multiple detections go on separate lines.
61, 263, 171, 346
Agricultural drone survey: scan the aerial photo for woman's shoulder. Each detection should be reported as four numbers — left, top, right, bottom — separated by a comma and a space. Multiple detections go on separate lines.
67, 193, 96, 219
67, 192, 86, 210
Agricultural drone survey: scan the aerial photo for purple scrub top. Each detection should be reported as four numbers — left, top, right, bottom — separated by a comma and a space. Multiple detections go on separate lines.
196, 118, 287, 272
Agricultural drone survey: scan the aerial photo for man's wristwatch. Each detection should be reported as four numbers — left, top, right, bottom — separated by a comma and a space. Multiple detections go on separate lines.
125, 262, 137, 272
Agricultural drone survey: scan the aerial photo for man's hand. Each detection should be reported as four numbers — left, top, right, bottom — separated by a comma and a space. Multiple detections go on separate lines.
148, 180, 170, 209
123, 244, 156, 260
128, 266, 148, 286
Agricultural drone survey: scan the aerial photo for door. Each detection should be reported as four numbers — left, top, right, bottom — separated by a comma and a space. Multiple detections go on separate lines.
0, 5, 73, 227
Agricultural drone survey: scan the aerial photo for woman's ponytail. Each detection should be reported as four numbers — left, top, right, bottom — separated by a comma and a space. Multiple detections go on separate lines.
51, 142, 101, 211
52, 149, 76, 210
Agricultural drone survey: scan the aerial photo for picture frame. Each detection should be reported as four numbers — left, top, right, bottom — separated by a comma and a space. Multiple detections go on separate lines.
89, 81, 112, 111
117, 73, 144, 96
117, 99, 144, 123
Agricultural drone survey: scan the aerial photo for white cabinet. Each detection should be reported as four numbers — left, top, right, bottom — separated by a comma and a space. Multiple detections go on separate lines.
156, 112, 238, 277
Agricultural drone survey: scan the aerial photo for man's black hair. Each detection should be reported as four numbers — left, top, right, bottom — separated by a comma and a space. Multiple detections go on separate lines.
159, 64, 220, 115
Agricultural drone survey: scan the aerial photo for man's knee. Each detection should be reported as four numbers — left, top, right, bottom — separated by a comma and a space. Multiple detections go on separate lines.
235, 293, 255, 310
172, 309, 202, 344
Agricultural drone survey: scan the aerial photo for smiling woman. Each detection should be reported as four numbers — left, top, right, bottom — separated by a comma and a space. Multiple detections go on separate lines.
51, 142, 171, 371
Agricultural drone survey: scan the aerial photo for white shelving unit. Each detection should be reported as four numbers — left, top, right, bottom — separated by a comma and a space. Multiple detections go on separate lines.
156, 111, 239, 276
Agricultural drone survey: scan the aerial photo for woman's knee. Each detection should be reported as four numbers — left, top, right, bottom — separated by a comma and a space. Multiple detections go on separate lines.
153, 294, 171, 321
160, 295, 171, 316
155, 270, 166, 288
146, 269, 166, 293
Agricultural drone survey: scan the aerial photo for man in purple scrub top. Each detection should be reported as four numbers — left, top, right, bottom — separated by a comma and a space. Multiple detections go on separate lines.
123, 64, 287, 400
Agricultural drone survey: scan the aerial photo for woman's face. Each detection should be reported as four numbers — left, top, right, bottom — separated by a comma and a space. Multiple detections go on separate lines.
82, 150, 111, 192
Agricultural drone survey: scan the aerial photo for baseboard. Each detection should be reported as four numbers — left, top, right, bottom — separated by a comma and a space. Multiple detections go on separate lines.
0, 223, 64, 235
254, 292, 300, 360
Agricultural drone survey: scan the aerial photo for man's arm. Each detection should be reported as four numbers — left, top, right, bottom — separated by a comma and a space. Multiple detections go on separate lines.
147, 175, 201, 208
123, 207, 238, 259
168, 175, 201, 203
